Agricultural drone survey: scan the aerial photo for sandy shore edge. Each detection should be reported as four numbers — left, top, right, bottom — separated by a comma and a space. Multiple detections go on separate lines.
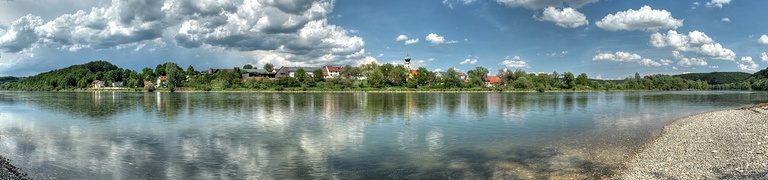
616, 104, 768, 179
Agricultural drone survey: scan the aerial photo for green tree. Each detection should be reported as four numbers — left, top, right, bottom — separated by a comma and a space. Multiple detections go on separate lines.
294, 68, 307, 82
387, 65, 409, 86
243, 64, 254, 69
142, 67, 154, 81
155, 64, 166, 76
413, 67, 435, 86
467, 66, 489, 87
164, 62, 184, 88
443, 68, 463, 88
263, 63, 274, 72
367, 69, 386, 88
312, 69, 324, 82
576, 73, 589, 86
563, 72, 575, 89
186, 65, 196, 76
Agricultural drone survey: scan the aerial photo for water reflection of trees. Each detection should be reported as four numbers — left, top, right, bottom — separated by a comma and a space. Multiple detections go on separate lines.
10, 92, 768, 179
21, 92, 142, 120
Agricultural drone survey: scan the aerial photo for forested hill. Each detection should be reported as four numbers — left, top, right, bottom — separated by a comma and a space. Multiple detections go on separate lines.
0, 61, 140, 91
673, 72, 751, 85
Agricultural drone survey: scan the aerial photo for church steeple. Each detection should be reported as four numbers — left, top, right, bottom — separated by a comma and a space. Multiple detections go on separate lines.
404, 53, 412, 70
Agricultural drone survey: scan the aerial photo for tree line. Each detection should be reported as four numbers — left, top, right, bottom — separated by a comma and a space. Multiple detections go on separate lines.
0, 60, 747, 92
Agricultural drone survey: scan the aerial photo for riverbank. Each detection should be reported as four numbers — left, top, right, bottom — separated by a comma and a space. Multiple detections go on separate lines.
0, 155, 28, 179
617, 104, 768, 179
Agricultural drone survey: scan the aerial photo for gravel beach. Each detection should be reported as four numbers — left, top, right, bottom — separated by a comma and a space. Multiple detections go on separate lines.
618, 105, 768, 179
1, 155, 28, 179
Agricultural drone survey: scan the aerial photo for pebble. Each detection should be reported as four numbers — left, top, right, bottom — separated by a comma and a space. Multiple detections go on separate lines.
618, 108, 768, 179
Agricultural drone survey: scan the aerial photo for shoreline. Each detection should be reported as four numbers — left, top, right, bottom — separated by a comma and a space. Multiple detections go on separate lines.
0, 155, 28, 179
1, 89, 696, 93
616, 104, 768, 179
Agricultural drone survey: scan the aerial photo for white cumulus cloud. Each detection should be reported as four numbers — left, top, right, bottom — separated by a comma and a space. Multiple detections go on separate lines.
396, 34, 419, 45
500, 56, 530, 68
593, 51, 668, 67
425, 33, 457, 46
761, 52, 768, 62
759, 35, 768, 45
706, 0, 731, 8
396, 35, 408, 41
721, 18, 730, 22
651, 30, 736, 61
460, 57, 478, 65
672, 51, 708, 67
496, 0, 600, 9
699, 43, 736, 61
0, 14, 43, 53
738, 56, 759, 72
536, 7, 588, 28
0, 0, 376, 67
638, 58, 663, 67
592, 51, 643, 62
650, 30, 714, 51
596, 5, 683, 31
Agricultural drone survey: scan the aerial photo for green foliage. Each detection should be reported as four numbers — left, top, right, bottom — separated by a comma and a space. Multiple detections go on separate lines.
186, 65, 197, 75
467, 66, 489, 87
163, 62, 184, 88
441, 68, 464, 88
413, 67, 435, 86
387, 65, 409, 86
263, 63, 274, 72
367, 69, 386, 88
0, 61, 139, 91
674, 72, 751, 85
0, 60, 741, 92
294, 68, 307, 82
312, 69, 324, 82
563, 72, 575, 89
243, 64, 254, 69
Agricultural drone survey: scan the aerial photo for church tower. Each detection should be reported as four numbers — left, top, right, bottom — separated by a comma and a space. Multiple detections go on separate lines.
404, 53, 412, 70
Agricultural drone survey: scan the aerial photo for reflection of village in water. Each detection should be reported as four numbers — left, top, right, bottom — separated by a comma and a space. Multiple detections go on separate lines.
1, 91, 767, 179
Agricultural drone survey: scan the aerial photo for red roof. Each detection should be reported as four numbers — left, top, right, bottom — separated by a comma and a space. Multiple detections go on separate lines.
321, 65, 345, 76
158, 76, 168, 81
144, 81, 151, 85
410, 70, 418, 75
486, 76, 500, 84
456, 72, 467, 77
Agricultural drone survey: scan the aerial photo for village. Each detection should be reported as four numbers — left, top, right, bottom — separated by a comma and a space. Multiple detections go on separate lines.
90, 54, 502, 90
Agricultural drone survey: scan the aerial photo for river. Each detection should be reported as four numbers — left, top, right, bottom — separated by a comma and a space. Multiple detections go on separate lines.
0, 91, 766, 179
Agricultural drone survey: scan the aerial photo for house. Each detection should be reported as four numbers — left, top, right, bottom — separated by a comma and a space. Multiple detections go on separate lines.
409, 70, 418, 79
434, 71, 468, 81
91, 80, 105, 88
484, 76, 500, 87
321, 65, 344, 78
244, 69, 276, 79
275, 66, 320, 78
457, 72, 468, 81
156, 76, 168, 88
111, 81, 124, 87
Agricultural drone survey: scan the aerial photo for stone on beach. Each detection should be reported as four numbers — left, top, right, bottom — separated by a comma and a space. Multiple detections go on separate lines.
618, 104, 768, 179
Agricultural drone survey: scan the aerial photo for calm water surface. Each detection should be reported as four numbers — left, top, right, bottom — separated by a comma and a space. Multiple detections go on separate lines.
0, 91, 766, 179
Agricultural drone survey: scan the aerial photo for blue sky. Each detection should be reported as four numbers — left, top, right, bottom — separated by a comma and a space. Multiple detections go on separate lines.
0, 0, 766, 79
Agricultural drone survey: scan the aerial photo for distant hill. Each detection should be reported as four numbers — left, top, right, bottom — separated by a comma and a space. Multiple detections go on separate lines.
753, 68, 768, 79
673, 72, 751, 85
0, 76, 21, 83
0, 61, 138, 91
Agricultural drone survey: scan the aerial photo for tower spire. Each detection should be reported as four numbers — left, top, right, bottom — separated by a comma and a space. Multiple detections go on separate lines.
404, 52, 412, 70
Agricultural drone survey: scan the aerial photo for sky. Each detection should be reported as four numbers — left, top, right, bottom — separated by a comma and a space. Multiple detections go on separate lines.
0, 0, 767, 79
